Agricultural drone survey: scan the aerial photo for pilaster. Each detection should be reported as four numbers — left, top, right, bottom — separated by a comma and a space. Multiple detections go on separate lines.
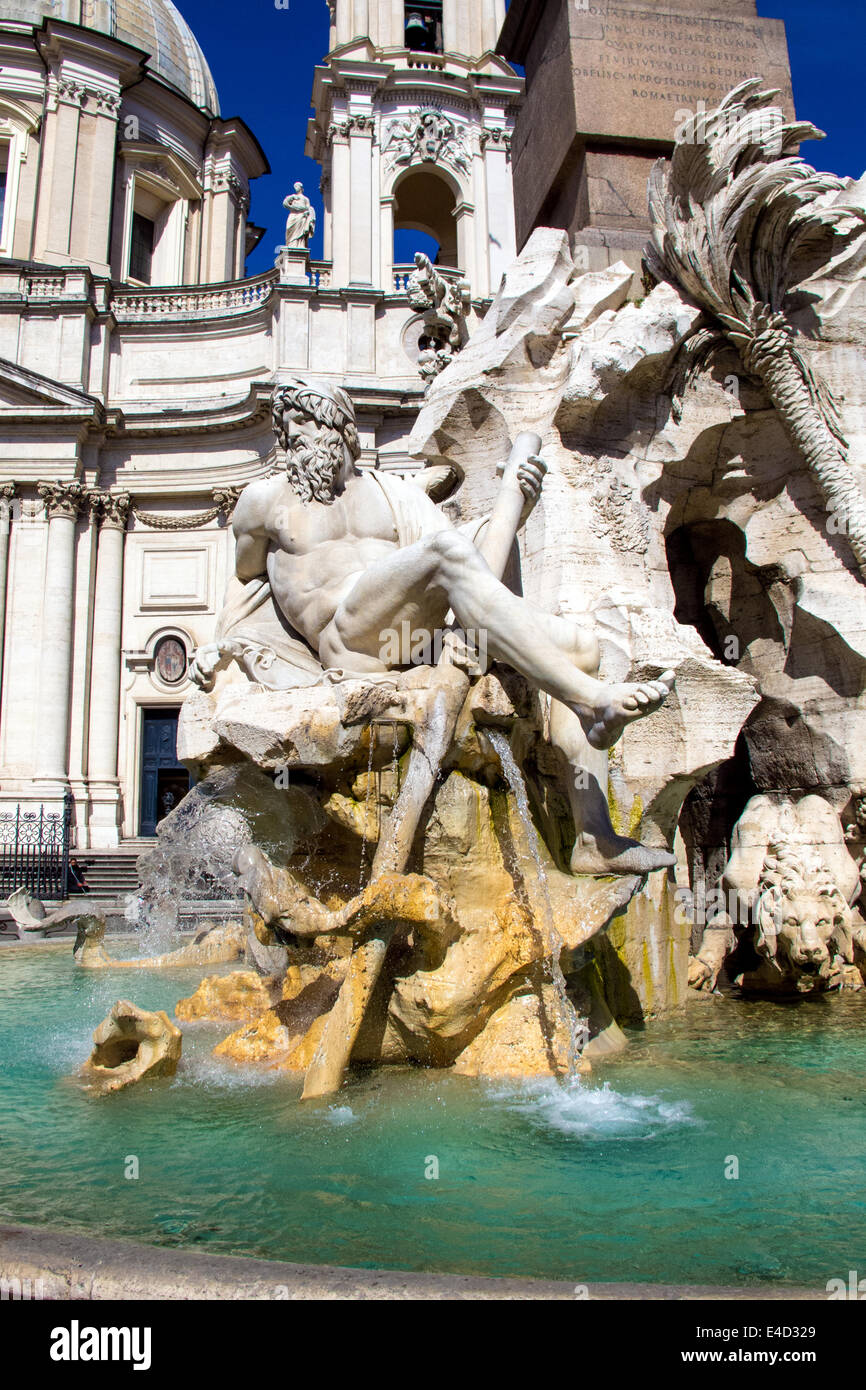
87, 490, 129, 848
33, 22, 144, 272
33, 479, 87, 793
0, 483, 14, 728
348, 115, 376, 286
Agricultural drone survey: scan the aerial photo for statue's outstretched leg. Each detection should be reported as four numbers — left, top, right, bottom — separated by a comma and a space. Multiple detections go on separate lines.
549, 701, 675, 875
319, 529, 675, 750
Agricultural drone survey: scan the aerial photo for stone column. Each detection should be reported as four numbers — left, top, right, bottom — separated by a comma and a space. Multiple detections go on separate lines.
388, 0, 404, 48
34, 480, 86, 791
349, 116, 375, 286
485, 0, 506, 51
321, 170, 333, 262
33, 77, 83, 262
336, 0, 352, 45
87, 491, 129, 847
379, 194, 394, 288
330, 125, 352, 285
482, 129, 515, 292
353, 0, 369, 40
68, 89, 122, 274
0, 484, 14, 718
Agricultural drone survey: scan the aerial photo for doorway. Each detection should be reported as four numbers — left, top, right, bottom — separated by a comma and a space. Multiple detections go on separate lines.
138, 707, 190, 836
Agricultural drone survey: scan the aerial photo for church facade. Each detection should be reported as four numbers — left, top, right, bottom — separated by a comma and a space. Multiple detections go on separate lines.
0, 0, 520, 849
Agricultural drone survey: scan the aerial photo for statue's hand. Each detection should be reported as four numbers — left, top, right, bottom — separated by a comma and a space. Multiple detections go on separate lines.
189, 642, 223, 691
514, 453, 547, 523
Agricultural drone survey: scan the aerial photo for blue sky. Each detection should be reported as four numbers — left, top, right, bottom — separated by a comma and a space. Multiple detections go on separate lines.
174, 0, 865, 279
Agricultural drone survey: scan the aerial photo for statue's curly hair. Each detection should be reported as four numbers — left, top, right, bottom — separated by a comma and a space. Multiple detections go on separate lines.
271, 379, 361, 461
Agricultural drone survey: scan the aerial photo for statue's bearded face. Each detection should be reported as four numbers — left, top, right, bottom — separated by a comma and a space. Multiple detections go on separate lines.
282, 410, 349, 505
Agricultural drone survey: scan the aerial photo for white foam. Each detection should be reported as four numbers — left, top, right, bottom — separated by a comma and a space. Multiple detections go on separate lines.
488, 1077, 697, 1140
327, 1105, 357, 1125
179, 1053, 289, 1090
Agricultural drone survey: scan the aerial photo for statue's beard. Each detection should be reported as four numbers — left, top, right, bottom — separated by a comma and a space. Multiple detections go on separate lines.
285, 430, 345, 504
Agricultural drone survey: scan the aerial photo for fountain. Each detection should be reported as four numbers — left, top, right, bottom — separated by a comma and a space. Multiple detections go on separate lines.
32, 83, 866, 1102
147, 364, 680, 1097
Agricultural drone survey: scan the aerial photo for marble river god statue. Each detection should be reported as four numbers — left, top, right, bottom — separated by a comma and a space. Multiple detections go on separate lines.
180, 376, 677, 1097
191, 378, 675, 868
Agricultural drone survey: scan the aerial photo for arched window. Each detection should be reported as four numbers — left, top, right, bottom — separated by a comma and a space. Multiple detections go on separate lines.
392, 169, 458, 268
0, 97, 39, 258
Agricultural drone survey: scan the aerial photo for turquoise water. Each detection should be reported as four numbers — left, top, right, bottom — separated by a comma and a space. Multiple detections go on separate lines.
1, 940, 865, 1288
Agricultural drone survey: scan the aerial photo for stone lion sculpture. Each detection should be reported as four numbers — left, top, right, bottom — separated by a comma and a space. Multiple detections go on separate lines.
688, 793, 865, 994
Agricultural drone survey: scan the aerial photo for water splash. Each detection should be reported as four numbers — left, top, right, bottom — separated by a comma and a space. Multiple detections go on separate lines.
489, 1076, 697, 1141
129, 767, 250, 954
327, 1105, 357, 1125
487, 729, 589, 1077
392, 720, 401, 796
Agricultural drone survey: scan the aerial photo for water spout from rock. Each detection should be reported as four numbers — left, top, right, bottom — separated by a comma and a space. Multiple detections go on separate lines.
487, 728, 589, 1077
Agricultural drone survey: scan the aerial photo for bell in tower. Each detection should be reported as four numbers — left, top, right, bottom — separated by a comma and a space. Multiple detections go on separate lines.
404, 3, 443, 54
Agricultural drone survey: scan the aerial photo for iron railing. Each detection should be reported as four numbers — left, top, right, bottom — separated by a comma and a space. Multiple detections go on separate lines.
0, 795, 72, 900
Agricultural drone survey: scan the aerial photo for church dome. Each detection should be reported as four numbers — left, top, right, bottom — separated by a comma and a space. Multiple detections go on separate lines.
4, 0, 220, 115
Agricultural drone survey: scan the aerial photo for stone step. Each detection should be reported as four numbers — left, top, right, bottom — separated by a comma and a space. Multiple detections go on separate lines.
73, 853, 142, 897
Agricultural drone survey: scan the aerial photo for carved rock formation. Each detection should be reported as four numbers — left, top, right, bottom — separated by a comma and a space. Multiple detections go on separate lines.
175, 665, 644, 1079
79, 1000, 182, 1093
73, 916, 246, 970
6, 888, 105, 941
175, 970, 279, 1023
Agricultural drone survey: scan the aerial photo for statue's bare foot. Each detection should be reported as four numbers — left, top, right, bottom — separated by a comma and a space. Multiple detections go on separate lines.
687, 955, 719, 992
581, 671, 675, 750
571, 832, 675, 877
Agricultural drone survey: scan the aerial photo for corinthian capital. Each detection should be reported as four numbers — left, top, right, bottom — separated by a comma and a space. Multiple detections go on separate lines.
47, 75, 85, 110
90, 490, 130, 530
37, 480, 87, 521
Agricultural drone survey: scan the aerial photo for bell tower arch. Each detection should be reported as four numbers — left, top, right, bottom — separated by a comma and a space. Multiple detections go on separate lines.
307, 0, 520, 299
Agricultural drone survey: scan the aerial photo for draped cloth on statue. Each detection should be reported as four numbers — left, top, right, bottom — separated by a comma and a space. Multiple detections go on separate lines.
217, 471, 479, 691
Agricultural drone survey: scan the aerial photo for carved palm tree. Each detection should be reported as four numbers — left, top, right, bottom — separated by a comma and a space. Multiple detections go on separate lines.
645, 79, 866, 579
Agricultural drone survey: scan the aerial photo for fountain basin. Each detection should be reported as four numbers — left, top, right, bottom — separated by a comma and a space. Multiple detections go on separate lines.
2, 939, 864, 1290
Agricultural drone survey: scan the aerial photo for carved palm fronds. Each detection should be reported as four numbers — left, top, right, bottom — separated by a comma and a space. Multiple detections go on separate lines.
645, 79, 866, 578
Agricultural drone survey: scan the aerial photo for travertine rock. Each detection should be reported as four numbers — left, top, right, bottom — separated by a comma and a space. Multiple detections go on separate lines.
175, 971, 278, 1023
579, 873, 692, 1023
204, 740, 643, 1076
79, 1001, 181, 1094
452, 988, 590, 1078
214, 964, 345, 1069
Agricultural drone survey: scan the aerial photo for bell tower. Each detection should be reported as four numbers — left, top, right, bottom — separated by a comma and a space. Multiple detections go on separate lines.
307, 0, 519, 300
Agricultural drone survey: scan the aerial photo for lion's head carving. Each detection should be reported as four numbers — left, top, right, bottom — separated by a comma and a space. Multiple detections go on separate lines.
753, 840, 853, 980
